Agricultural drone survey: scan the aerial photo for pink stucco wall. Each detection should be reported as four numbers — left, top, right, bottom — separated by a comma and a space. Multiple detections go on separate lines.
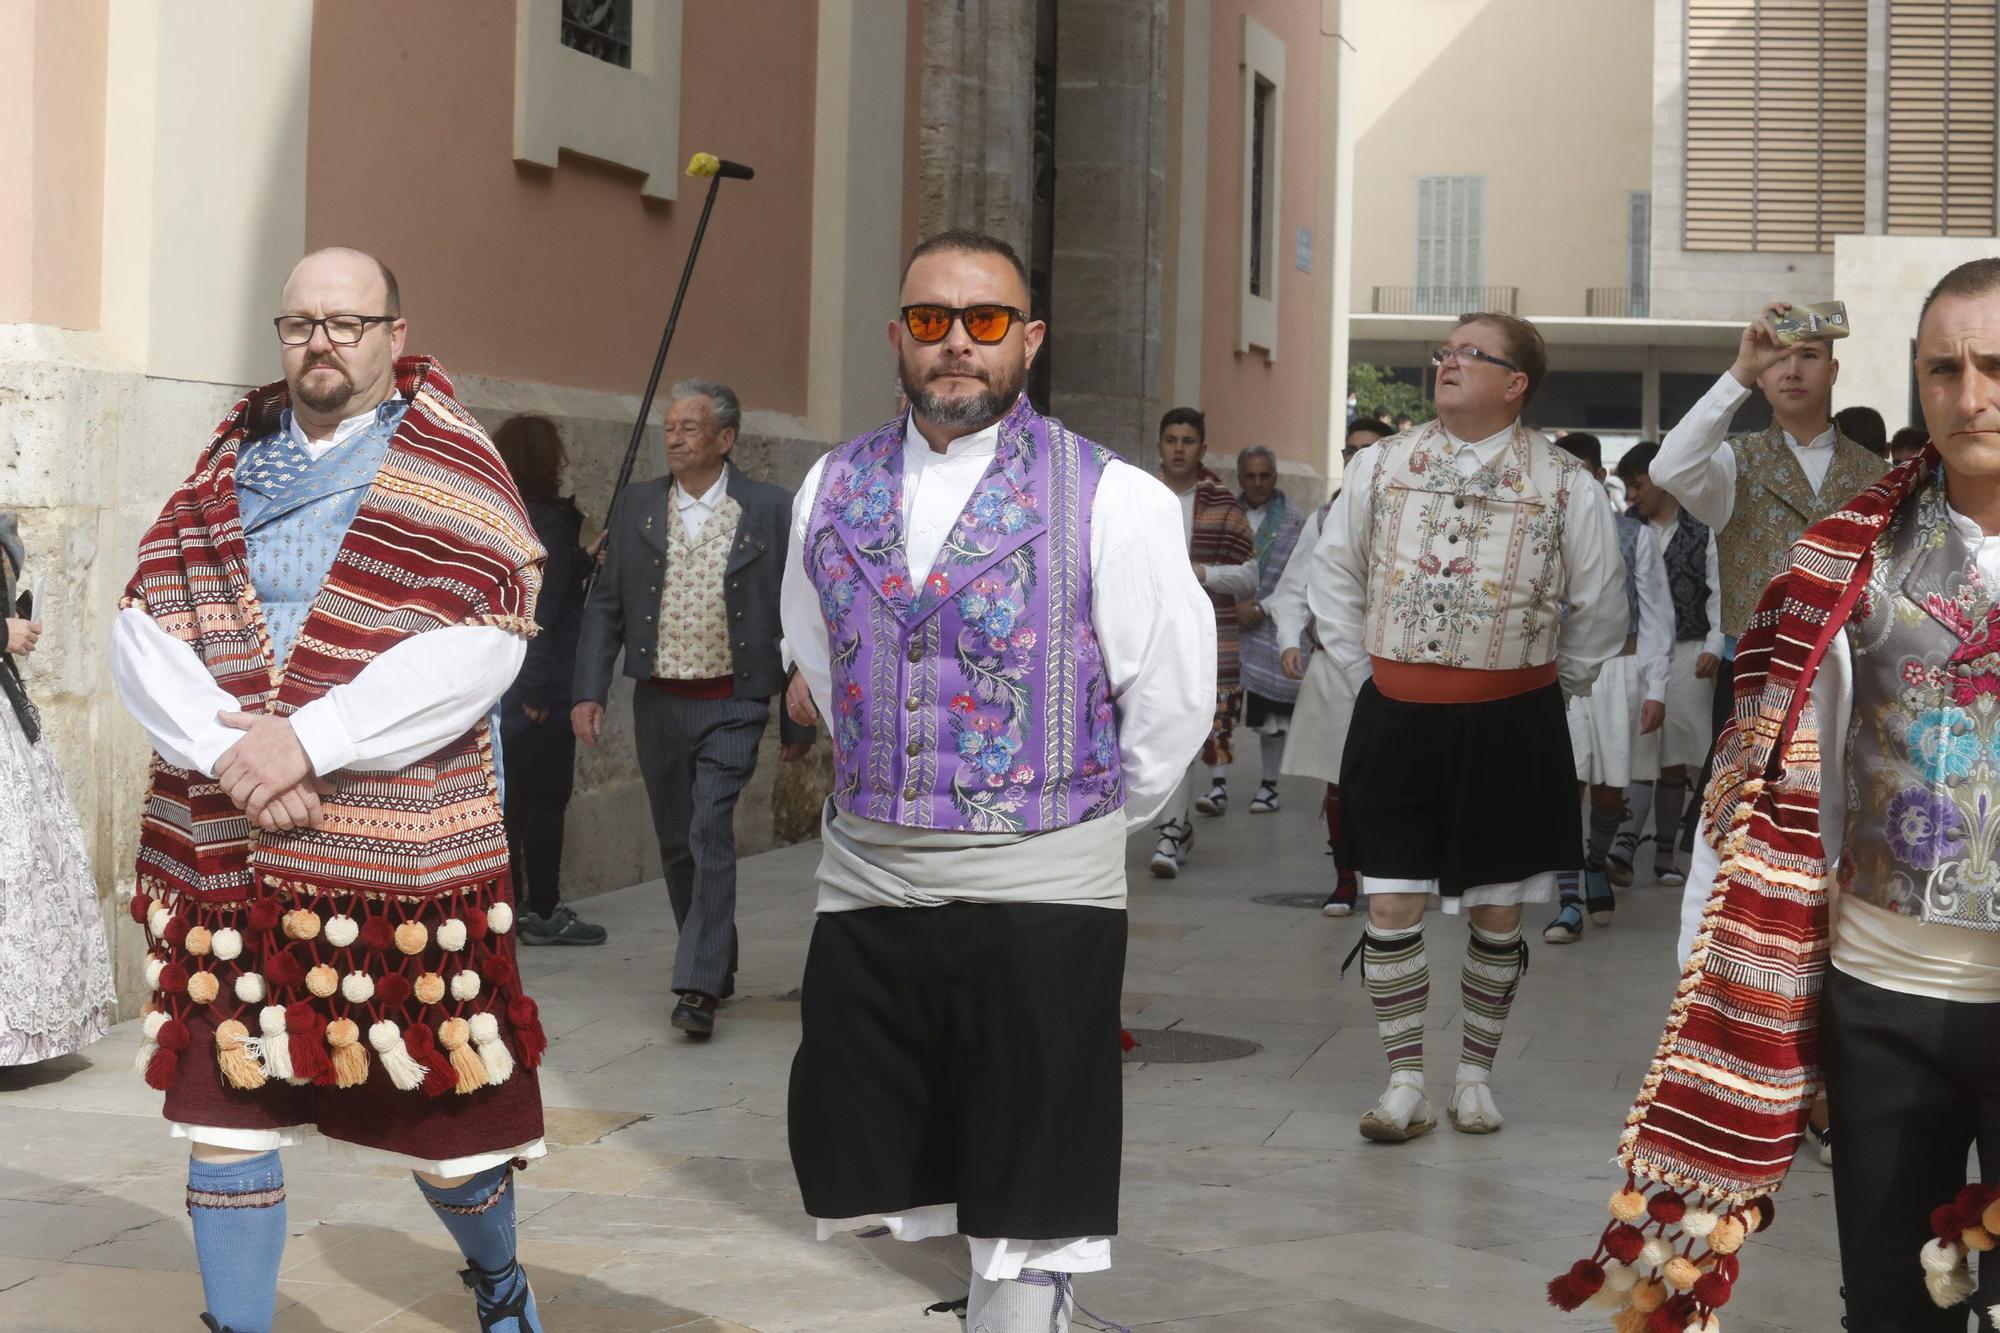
1199, 0, 1324, 469
306, 1, 820, 413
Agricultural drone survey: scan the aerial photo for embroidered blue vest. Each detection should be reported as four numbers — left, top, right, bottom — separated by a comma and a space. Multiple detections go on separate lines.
235, 403, 407, 671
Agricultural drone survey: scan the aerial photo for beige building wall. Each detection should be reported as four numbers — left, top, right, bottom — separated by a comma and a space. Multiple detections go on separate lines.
1345, 0, 1651, 317
0, 0, 109, 330
1833, 234, 2000, 431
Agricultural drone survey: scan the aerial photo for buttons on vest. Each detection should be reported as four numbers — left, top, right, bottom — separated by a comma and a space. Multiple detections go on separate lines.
906, 693, 920, 711
907, 644, 923, 664
905, 741, 920, 757
903, 783, 919, 800
1454, 498, 1466, 509
1447, 534, 1459, 545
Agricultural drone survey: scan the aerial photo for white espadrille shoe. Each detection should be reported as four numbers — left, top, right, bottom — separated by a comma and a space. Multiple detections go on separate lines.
1359, 1069, 1436, 1143
1447, 1064, 1505, 1134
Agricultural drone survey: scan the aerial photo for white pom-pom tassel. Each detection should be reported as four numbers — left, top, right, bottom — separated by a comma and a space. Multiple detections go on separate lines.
1685, 1316, 1720, 1333
1922, 1239, 1975, 1309
147, 905, 171, 938
367, 1020, 427, 1092
234, 972, 267, 1004
469, 1011, 514, 1085
1639, 1236, 1673, 1271
134, 1009, 169, 1071
449, 970, 481, 1002
256, 1006, 293, 1081
144, 957, 165, 990
436, 919, 468, 952
1922, 1238, 1965, 1275
1604, 1261, 1638, 1294
324, 914, 360, 948
1681, 1208, 1718, 1239
211, 928, 244, 962
487, 902, 513, 935
1985, 1303, 2000, 1330
340, 972, 375, 1004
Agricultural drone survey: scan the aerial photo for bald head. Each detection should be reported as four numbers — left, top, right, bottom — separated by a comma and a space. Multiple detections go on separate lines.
278, 247, 407, 434
284, 247, 400, 318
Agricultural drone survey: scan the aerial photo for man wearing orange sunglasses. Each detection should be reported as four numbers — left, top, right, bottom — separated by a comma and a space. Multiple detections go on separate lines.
778, 230, 1215, 1331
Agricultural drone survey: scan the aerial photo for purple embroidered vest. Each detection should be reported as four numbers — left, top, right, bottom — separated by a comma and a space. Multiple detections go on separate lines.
804, 396, 1123, 833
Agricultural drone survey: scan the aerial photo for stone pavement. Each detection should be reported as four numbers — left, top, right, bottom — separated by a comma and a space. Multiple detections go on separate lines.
0, 768, 1846, 1332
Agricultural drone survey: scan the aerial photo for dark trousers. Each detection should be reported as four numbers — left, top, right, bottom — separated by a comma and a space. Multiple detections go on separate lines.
1821, 968, 2000, 1330
632, 687, 769, 998
500, 710, 577, 919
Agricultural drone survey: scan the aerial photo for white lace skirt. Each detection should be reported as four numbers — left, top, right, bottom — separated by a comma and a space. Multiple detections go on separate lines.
0, 696, 116, 1064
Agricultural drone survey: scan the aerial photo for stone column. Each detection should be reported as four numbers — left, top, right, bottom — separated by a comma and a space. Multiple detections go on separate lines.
918, 0, 1035, 255
1047, 0, 1169, 456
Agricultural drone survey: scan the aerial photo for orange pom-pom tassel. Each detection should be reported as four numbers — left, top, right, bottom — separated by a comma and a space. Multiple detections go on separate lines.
214, 1019, 267, 1090
436, 1017, 487, 1095
326, 1017, 369, 1088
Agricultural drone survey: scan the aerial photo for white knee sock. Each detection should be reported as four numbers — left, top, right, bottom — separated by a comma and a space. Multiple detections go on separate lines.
850, 1228, 972, 1310
969, 1270, 1072, 1333
1259, 734, 1284, 784
1209, 764, 1228, 783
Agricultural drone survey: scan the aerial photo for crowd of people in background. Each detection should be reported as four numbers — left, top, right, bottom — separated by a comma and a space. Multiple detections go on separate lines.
5, 225, 1998, 1332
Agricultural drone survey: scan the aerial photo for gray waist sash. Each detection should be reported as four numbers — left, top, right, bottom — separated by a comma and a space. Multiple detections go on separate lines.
815, 801, 1128, 913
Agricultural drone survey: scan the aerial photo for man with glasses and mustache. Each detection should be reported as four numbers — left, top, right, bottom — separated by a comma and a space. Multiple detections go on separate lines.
779, 229, 1214, 1331
108, 248, 552, 1331
1306, 312, 1626, 1142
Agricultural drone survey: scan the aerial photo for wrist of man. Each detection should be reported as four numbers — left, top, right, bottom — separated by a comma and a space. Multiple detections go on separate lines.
287, 703, 352, 776
1726, 362, 1758, 392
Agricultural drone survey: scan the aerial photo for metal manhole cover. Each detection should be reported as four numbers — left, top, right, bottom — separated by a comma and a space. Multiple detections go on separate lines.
1121, 1028, 1260, 1063
1252, 892, 1328, 910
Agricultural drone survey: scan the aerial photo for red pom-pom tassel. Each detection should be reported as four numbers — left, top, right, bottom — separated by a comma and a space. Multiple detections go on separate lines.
264, 949, 304, 989
467, 912, 490, 942
144, 1048, 180, 1091
1647, 1193, 1686, 1225
359, 917, 395, 953
156, 1019, 191, 1053
483, 955, 517, 991
247, 897, 283, 934
1545, 1274, 1583, 1311
1567, 1260, 1605, 1299
1604, 1223, 1645, 1264
375, 973, 412, 1007
130, 893, 152, 925
284, 1002, 333, 1085
1692, 1272, 1731, 1308
157, 963, 189, 995
162, 916, 190, 947
401, 1022, 455, 1097
506, 995, 547, 1067
1746, 1195, 1778, 1233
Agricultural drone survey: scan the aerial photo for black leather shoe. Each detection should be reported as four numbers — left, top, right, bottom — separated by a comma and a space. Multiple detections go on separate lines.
671, 992, 717, 1040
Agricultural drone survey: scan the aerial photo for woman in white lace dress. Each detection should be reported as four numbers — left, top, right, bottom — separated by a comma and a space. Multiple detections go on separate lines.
0, 514, 115, 1063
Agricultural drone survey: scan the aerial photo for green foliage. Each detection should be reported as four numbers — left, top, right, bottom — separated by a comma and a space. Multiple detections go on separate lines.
1349, 363, 1431, 424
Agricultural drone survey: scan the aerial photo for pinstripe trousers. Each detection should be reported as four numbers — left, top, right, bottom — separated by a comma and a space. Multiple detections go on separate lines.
631, 687, 771, 998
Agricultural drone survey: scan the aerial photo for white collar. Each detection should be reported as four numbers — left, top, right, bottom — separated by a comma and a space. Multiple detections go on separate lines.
674, 470, 729, 509
901, 412, 1002, 464
1779, 423, 1837, 452
286, 394, 402, 452
1441, 420, 1518, 456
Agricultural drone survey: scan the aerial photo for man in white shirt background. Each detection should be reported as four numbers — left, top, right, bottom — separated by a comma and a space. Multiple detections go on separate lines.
573, 381, 814, 1042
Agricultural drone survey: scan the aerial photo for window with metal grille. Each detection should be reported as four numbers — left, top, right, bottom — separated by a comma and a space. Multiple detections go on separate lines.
1413, 176, 1484, 315
1683, 0, 1867, 252
1250, 76, 1275, 298
561, 0, 633, 69
1887, 0, 1998, 235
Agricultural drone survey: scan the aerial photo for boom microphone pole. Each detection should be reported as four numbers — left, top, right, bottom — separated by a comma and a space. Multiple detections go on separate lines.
596, 152, 756, 564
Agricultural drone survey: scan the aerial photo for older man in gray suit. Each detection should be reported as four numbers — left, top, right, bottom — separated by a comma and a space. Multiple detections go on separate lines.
575, 379, 813, 1040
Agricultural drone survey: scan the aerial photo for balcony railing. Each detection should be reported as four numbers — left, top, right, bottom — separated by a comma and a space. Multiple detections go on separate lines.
1586, 287, 1649, 318
1371, 286, 1518, 316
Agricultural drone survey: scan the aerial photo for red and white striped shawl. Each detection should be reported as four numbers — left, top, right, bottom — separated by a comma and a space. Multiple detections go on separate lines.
1551, 450, 1935, 1322
125, 356, 543, 903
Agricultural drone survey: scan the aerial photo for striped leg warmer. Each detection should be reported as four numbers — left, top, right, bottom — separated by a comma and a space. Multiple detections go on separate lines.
1460, 924, 1528, 1073
1362, 925, 1427, 1075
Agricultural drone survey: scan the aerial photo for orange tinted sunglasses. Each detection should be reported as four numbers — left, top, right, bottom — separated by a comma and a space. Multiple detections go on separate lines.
901, 303, 1029, 345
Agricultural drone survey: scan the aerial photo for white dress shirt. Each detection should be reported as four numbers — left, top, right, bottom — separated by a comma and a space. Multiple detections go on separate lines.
1172, 486, 1259, 599
1625, 503, 1675, 704
291, 395, 402, 462
674, 469, 729, 540
1305, 421, 1629, 699
1676, 503, 2000, 1000
782, 415, 1218, 829
1649, 509, 1727, 659
1652, 372, 1840, 531
111, 395, 527, 778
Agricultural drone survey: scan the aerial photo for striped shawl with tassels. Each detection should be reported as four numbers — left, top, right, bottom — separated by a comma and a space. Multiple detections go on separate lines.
1550, 449, 1934, 1325
122, 356, 553, 1104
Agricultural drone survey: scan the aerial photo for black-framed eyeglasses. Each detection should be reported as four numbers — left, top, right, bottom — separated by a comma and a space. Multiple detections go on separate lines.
1431, 344, 1519, 374
901, 304, 1029, 346
273, 314, 397, 346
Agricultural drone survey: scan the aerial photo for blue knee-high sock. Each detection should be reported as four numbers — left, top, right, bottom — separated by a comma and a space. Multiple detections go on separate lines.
187, 1150, 287, 1333
415, 1165, 541, 1332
